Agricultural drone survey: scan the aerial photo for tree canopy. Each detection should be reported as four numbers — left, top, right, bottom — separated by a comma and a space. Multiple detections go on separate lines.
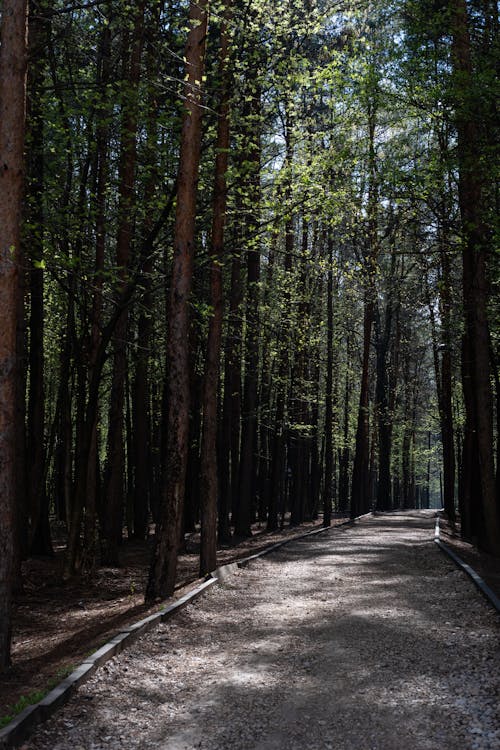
0, 0, 498, 670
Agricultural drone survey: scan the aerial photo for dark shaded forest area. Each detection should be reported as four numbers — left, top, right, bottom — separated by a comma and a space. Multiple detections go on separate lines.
0, 0, 499, 690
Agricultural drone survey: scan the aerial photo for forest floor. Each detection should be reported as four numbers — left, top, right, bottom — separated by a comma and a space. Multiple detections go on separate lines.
20, 510, 500, 750
1, 514, 348, 722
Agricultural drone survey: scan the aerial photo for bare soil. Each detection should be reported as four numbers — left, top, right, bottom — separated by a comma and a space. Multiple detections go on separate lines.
1, 516, 346, 720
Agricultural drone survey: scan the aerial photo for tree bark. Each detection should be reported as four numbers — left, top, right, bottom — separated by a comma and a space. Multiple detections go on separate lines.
102, 3, 145, 566
235, 82, 262, 538
323, 236, 335, 527
220, 246, 242, 540
451, 0, 500, 554
200, 7, 231, 576
146, 0, 209, 600
0, 0, 28, 672
351, 107, 378, 519
26, 0, 51, 556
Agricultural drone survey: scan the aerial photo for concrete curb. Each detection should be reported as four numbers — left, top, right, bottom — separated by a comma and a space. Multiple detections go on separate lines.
0, 578, 217, 749
434, 518, 500, 614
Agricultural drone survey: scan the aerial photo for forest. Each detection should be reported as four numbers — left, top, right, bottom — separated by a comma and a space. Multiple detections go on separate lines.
0, 0, 499, 676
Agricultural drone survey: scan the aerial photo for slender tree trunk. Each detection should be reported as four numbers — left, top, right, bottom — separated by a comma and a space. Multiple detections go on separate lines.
268, 112, 294, 532
310, 352, 322, 519
451, 0, 500, 553
0, 0, 28, 672
26, 0, 51, 555
375, 256, 396, 512
323, 237, 335, 527
289, 219, 312, 525
146, 0, 209, 600
220, 248, 242, 539
256, 238, 276, 524
338, 344, 351, 514
131, 27, 161, 541
351, 109, 378, 519
235, 83, 262, 539
102, 4, 145, 565
83, 17, 112, 566
200, 7, 231, 576
351, 296, 375, 518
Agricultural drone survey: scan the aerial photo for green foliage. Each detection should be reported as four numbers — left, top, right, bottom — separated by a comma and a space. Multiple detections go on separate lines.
0, 666, 74, 728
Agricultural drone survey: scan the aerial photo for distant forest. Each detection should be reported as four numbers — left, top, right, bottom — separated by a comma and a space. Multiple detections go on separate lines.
0, 0, 499, 670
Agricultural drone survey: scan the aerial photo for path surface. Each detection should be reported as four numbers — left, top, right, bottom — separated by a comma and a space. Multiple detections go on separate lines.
25, 511, 499, 750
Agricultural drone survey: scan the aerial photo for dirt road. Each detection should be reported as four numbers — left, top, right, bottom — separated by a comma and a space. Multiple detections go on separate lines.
24, 511, 499, 750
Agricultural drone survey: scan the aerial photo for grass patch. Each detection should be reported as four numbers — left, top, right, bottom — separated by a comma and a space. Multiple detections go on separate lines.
0, 665, 74, 729
0, 690, 45, 728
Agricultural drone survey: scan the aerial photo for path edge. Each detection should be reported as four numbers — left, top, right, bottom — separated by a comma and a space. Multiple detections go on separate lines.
434, 519, 500, 614
0, 511, 370, 748
0, 578, 216, 750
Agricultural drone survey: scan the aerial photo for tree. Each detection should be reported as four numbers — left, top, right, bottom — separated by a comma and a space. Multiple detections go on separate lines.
102, 0, 145, 566
200, 3, 232, 576
147, 0, 209, 601
0, 0, 28, 672
450, 0, 500, 554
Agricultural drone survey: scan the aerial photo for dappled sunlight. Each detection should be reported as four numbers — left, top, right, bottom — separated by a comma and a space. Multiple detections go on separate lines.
23, 513, 499, 750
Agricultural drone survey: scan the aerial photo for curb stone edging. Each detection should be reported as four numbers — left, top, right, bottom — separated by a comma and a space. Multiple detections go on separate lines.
0, 578, 217, 750
434, 517, 500, 614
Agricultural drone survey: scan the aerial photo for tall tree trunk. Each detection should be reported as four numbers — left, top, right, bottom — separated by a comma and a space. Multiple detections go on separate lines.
26, 0, 51, 555
234, 82, 262, 539
131, 19, 161, 541
351, 107, 378, 519
199, 7, 231, 576
83, 18, 112, 563
102, 4, 145, 565
451, 0, 500, 553
289, 218, 312, 525
351, 296, 375, 518
0, 0, 28, 673
220, 247, 242, 539
323, 236, 335, 527
338, 342, 351, 514
375, 253, 397, 512
146, 0, 209, 600
268, 112, 294, 532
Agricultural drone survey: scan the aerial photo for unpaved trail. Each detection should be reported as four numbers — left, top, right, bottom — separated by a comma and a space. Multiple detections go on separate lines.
25, 511, 499, 750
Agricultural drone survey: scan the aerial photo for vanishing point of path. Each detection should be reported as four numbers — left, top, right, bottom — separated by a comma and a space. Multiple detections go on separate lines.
26, 511, 499, 750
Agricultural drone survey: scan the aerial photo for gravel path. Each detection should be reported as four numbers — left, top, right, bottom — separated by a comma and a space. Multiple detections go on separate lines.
24, 511, 499, 750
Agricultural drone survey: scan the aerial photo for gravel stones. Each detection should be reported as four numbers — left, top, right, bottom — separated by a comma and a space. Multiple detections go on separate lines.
23, 511, 499, 750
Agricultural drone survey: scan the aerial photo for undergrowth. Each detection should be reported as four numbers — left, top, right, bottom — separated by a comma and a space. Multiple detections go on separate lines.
0, 665, 74, 729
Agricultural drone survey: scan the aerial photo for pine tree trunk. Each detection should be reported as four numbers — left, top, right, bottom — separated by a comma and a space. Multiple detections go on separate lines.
220, 249, 242, 539
451, 0, 500, 554
102, 5, 145, 566
268, 113, 294, 532
26, 0, 51, 556
0, 0, 28, 673
323, 237, 335, 527
375, 262, 396, 513
351, 109, 378, 519
235, 83, 262, 539
200, 7, 231, 576
84, 18, 112, 563
351, 296, 374, 517
146, 0, 209, 601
